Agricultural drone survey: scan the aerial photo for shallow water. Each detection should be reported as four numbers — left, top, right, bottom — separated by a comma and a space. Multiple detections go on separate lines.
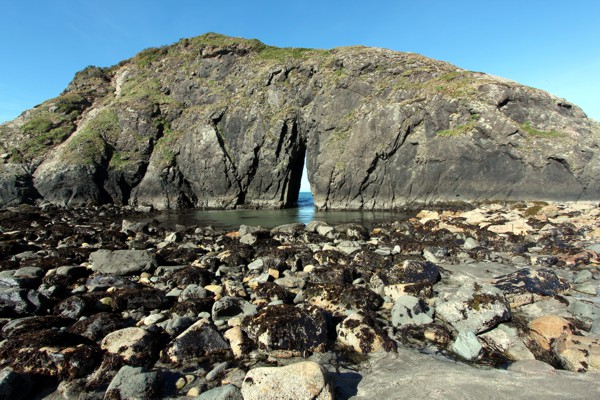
155, 192, 412, 229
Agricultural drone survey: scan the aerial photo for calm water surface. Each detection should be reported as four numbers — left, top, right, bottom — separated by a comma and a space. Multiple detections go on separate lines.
156, 192, 413, 229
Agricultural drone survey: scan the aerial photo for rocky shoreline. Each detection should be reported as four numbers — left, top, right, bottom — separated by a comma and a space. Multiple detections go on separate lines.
1, 201, 600, 399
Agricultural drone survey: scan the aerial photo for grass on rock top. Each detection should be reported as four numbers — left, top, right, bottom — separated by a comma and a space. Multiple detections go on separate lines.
63, 109, 119, 165
520, 122, 563, 138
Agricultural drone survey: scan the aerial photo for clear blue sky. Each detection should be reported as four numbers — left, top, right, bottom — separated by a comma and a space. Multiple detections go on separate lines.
1, 1, 599, 191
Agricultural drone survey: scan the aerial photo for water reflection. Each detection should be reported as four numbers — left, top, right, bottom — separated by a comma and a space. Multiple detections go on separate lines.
155, 192, 412, 229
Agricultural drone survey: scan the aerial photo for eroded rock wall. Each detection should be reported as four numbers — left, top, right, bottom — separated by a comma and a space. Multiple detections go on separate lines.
1, 33, 599, 209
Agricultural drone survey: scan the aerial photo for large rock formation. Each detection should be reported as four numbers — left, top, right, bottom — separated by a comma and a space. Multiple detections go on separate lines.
1, 33, 599, 210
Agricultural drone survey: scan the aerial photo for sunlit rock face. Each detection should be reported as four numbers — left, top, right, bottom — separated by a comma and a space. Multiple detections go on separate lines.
2, 33, 599, 210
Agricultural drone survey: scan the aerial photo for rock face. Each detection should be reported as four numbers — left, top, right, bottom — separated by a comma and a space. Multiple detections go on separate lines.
1, 33, 600, 209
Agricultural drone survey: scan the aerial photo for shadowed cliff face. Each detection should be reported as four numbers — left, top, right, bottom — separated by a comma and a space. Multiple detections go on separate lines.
1, 33, 599, 210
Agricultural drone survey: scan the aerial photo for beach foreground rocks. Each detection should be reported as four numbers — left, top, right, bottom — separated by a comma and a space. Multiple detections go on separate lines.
1, 201, 600, 398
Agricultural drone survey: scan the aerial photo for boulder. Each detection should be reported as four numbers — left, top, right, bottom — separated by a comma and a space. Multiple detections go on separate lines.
0, 368, 31, 400
391, 295, 434, 327
492, 268, 570, 307
165, 319, 231, 364
101, 327, 158, 367
553, 333, 600, 372
435, 283, 511, 334
197, 384, 243, 400
451, 330, 482, 361
528, 315, 573, 351
105, 366, 159, 400
336, 313, 391, 354
243, 304, 328, 353
89, 249, 157, 275
305, 283, 383, 316
241, 361, 333, 400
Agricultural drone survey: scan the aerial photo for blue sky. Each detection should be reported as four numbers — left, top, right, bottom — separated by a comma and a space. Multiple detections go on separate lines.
1, 1, 599, 191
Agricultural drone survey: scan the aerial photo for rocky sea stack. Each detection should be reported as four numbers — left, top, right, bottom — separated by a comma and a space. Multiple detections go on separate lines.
1, 32, 600, 210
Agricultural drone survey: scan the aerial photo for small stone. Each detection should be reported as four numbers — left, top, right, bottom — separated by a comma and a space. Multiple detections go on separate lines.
143, 313, 165, 326
224, 326, 247, 358
463, 237, 480, 250
247, 259, 264, 271
451, 330, 482, 361
206, 361, 229, 382
242, 361, 333, 400
187, 386, 201, 397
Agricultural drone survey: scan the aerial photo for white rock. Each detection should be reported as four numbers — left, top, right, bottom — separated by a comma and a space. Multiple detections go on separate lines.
241, 361, 333, 400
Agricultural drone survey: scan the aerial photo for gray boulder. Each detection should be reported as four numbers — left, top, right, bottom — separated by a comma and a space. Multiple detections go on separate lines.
105, 366, 159, 400
435, 283, 511, 334
89, 249, 157, 275
196, 384, 243, 400
391, 295, 434, 327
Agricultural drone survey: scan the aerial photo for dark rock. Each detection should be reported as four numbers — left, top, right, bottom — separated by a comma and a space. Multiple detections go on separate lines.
384, 260, 441, 285
111, 287, 173, 312
244, 304, 328, 353
308, 265, 357, 285
85, 274, 141, 292
167, 266, 212, 288
253, 282, 295, 304
68, 312, 133, 341
165, 319, 231, 364
212, 296, 258, 321
0, 368, 32, 400
56, 295, 90, 319
492, 268, 570, 307
305, 283, 383, 316
2, 315, 72, 338
0, 328, 100, 378
0, 287, 48, 316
